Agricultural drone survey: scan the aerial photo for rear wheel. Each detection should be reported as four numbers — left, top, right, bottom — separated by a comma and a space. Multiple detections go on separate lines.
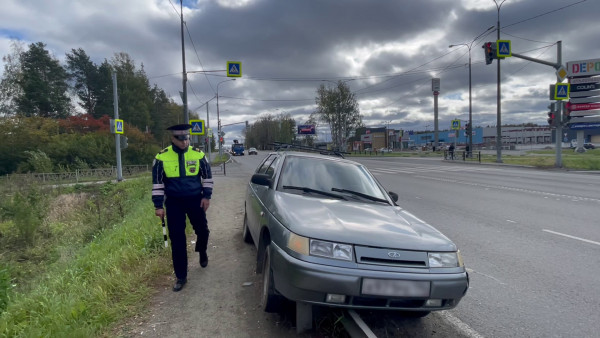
260, 245, 282, 312
242, 212, 253, 244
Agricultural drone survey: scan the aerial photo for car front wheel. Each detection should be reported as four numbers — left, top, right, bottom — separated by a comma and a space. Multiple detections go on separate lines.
260, 245, 282, 313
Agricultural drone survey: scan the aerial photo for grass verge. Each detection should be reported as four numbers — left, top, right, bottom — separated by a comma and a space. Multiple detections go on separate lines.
0, 176, 171, 337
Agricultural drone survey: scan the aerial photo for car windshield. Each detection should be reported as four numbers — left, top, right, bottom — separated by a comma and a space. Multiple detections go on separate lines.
278, 156, 387, 201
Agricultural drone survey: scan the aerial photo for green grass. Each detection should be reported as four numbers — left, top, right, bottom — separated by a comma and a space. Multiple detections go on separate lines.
0, 175, 171, 337
347, 148, 600, 170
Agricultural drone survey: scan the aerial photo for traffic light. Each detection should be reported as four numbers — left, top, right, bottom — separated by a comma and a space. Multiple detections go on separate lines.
483, 42, 496, 65
120, 135, 128, 149
547, 112, 555, 126
563, 106, 571, 124
547, 103, 557, 127
219, 136, 224, 144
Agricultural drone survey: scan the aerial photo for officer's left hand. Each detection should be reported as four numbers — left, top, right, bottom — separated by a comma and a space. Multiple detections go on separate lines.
200, 198, 210, 212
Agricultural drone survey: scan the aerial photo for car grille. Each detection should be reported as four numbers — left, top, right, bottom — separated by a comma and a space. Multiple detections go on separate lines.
354, 246, 428, 268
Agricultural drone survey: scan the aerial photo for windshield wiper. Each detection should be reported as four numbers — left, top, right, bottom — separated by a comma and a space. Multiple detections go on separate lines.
331, 188, 389, 203
282, 185, 347, 200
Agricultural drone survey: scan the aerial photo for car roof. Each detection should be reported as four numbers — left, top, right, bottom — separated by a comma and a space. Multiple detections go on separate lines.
268, 150, 361, 165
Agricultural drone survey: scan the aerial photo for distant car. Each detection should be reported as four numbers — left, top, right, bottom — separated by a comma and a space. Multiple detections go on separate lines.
379, 147, 392, 153
243, 150, 469, 318
248, 147, 258, 155
584, 143, 596, 149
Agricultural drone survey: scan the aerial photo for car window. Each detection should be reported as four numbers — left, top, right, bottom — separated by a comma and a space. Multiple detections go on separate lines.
278, 156, 386, 199
256, 154, 277, 174
264, 156, 280, 178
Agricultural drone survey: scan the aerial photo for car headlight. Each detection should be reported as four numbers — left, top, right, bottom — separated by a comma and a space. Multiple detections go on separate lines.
428, 251, 463, 268
310, 239, 353, 261
287, 233, 353, 261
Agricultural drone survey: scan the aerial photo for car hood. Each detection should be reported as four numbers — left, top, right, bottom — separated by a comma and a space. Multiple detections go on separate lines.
271, 192, 456, 252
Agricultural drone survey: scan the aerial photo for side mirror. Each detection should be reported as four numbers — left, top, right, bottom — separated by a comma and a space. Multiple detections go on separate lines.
251, 173, 272, 188
388, 191, 398, 202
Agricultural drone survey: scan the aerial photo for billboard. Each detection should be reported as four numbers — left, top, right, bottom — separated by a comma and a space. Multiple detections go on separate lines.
297, 124, 316, 135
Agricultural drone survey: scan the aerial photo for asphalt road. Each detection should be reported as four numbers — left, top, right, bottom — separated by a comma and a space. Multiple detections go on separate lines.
226, 151, 600, 337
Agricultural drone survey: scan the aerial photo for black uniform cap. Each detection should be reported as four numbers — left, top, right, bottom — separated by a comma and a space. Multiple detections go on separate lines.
166, 124, 192, 136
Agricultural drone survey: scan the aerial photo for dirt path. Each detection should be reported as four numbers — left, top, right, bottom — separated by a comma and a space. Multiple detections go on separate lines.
115, 176, 308, 337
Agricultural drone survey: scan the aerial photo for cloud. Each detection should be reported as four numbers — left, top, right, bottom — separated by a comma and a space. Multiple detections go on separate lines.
1, 0, 599, 143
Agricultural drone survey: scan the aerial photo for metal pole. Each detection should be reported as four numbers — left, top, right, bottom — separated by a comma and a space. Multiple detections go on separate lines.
434, 94, 439, 148
216, 79, 236, 157
495, 1, 503, 163
555, 41, 563, 167
468, 48, 473, 156
112, 72, 123, 182
180, 0, 188, 124
206, 103, 211, 164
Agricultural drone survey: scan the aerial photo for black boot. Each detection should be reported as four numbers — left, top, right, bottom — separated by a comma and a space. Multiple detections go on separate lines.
173, 278, 187, 292
200, 251, 208, 268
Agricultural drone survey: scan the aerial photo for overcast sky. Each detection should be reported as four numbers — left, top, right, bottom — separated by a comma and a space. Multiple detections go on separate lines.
1, 0, 598, 142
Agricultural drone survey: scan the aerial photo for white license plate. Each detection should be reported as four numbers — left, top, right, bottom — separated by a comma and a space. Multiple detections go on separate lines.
362, 279, 430, 297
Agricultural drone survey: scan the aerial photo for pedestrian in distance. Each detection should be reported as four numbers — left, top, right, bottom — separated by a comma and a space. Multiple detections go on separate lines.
449, 143, 455, 160
152, 124, 214, 292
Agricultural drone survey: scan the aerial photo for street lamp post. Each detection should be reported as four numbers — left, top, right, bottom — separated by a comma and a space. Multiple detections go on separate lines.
449, 26, 495, 157
216, 79, 236, 156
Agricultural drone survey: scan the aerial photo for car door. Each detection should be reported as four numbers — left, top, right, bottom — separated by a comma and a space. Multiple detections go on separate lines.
247, 154, 280, 241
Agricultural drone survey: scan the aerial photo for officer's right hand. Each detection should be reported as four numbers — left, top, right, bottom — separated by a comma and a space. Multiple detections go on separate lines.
155, 208, 165, 220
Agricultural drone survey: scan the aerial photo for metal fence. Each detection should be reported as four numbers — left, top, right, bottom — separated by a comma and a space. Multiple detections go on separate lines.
0, 165, 150, 193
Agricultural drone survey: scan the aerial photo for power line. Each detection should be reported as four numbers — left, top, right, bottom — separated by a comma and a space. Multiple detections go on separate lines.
502, 0, 588, 30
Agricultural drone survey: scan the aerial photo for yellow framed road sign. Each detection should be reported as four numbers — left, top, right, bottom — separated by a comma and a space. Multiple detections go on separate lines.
190, 119, 205, 135
227, 61, 242, 77
115, 119, 124, 134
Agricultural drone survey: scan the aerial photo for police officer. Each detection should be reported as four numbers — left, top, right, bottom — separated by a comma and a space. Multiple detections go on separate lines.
152, 124, 213, 292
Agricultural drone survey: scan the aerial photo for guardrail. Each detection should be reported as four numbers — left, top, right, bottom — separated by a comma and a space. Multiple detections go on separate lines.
444, 150, 481, 163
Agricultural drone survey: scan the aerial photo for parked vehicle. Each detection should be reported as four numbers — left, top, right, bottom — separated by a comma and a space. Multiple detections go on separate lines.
379, 147, 392, 153
248, 147, 258, 155
584, 143, 596, 149
242, 149, 469, 320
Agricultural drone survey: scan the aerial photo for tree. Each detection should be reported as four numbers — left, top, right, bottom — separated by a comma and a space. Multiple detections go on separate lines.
0, 40, 25, 116
244, 113, 297, 150
110, 53, 153, 130
93, 60, 116, 119
16, 42, 71, 118
65, 48, 100, 116
314, 81, 361, 151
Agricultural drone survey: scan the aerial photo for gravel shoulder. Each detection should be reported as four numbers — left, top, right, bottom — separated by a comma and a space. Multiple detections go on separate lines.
115, 176, 307, 338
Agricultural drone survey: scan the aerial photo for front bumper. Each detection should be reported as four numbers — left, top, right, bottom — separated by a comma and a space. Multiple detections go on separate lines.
270, 243, 469, 311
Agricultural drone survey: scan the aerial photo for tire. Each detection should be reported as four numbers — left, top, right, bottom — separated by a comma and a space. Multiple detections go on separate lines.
242, 212, 253, 244
260, 245, 282, 313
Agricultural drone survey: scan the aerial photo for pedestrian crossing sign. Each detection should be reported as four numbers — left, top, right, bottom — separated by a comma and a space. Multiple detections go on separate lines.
496, 40, 511, 58
190, 119, 205, 135
554, 83, 570, 100
227, 61, 242, 77
115, 119, 124, 134
451, 119, 461, 130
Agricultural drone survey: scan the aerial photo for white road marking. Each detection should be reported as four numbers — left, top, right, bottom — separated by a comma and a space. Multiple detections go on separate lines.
543, 229, 600, 246
466, 268, 506, 285
436, 311, 485, 338
506, 220, 516, 223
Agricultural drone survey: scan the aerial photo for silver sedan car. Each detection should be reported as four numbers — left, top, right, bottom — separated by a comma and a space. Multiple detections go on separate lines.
243, 151, 468, 319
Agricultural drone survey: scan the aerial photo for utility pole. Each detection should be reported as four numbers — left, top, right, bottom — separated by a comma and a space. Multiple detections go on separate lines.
112, 72, 123, 182
180, 0, 188, 124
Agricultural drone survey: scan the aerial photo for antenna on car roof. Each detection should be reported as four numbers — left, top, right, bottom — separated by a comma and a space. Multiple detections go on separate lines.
271, 142, 349, 158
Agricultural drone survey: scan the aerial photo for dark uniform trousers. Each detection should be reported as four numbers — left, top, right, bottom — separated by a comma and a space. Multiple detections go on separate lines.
165, 194, 210, 280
